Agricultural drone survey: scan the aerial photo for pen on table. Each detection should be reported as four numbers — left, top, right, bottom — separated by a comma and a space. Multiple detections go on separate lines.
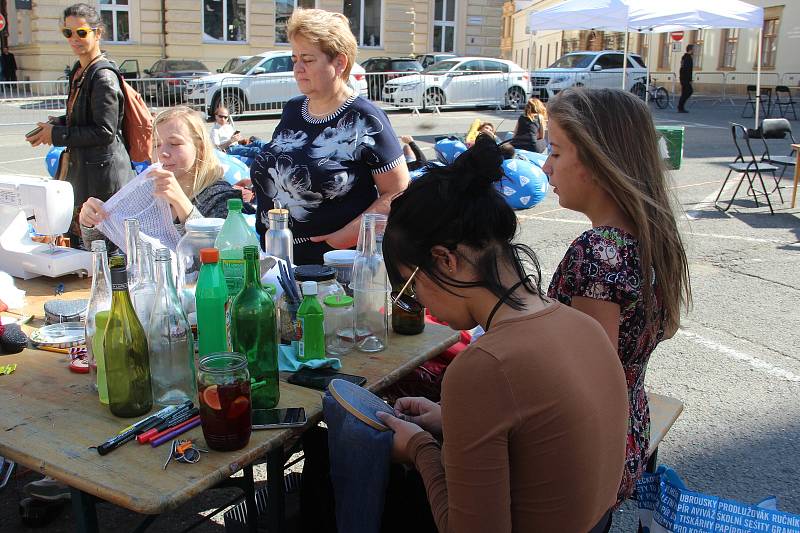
35, 345, 86, 355
150, 416, 202, 447
117, 400, 193, 435
97, 401, 192, 455
137, 408, 199, 444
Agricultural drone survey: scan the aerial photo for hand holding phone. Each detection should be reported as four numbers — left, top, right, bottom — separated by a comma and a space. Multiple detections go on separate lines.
252, 407, 307, 429
233, 130, 241, 135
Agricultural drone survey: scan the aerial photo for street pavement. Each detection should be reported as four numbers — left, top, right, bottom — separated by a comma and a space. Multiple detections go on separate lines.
0, 99, 798, 532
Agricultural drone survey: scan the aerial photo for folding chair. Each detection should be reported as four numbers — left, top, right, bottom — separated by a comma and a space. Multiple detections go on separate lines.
0, 456, 15, 492
715, 123, 779, 214
741, 85, 770, 118
757, 119, 797, 191
773, 85, 798, 120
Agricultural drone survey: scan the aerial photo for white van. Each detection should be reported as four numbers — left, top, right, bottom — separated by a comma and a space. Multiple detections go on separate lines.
531, 50, 647, 101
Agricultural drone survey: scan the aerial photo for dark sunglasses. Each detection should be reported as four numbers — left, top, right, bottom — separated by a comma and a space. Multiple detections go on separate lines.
216, 114, 229, 119
62, 27, 97, 39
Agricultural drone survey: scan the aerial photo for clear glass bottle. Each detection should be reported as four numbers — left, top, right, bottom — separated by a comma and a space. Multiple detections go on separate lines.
124, 218, 140, 288
86, 240, 112, 395
104, 254, 152, 418
131, 240, 157, 325
265, 208, 293, 266
231, 245, 279, 409
148, 247, 197, 406
215, 198, 259, 298
176, 218, 224, 328
351, 214, 389, 352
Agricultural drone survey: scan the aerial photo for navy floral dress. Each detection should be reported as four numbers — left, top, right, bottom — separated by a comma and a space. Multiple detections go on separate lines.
548, 226, 665, 503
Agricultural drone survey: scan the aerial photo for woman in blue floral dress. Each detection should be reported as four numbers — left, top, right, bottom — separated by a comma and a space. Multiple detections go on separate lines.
250, 8, 408, 264
542, 88, 692, 504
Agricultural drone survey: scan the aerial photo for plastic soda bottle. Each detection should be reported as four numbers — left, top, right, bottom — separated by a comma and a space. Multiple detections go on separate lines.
195, 248, 230, 357
297, 281, 326, 361
215, 198, 259, 297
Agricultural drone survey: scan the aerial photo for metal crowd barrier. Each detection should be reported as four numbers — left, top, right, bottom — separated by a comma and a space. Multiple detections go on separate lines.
0, 80, 68, 126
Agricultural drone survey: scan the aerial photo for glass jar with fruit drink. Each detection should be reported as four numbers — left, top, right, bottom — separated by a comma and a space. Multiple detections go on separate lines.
197, 352, 252, 452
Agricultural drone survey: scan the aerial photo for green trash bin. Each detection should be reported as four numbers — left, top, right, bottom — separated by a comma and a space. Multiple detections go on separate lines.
655, 126, 684, 170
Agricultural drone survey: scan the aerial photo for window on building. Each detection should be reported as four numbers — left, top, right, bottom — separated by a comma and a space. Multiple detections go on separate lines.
343, 0, 381, 47
275, 0, 315, 44
203, 0, 247, 42
690, 29, 704, 69
719, 28, 739, 69
99, 0, 129, 42
658, 33, 671, 69
432, 0, 455, 52
760, 18, 779, 68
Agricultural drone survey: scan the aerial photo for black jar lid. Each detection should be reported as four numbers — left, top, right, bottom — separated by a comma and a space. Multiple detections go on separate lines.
294, 264, 337, 282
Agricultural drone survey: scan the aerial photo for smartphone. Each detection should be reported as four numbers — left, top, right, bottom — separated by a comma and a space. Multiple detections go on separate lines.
233, 130, 241, 135
25, 126, 43, 138
252, 407, 307, 430
287, 367, 367, 391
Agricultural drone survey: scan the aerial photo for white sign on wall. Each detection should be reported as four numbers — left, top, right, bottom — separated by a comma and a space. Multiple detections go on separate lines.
468, 16, 484, 25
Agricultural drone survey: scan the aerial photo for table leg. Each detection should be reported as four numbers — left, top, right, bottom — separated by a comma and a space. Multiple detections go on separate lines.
243, 464, 258, 533
266, 448, 285, 533
792, 153, 800, 208
70, 488, 98, 533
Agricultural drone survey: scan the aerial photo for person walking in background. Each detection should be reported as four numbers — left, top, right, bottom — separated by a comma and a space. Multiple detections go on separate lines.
677, 44, 694, 113
511, 97, 548, 153
544, 88, 691, 509
25, 3, 135, 245
1, 47, 18, 82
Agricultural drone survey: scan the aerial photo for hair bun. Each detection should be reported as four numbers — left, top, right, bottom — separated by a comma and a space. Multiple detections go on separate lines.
450, 133, 504, 192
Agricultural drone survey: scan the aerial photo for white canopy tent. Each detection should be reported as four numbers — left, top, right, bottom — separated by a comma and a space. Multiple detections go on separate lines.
526, 0, 765, 124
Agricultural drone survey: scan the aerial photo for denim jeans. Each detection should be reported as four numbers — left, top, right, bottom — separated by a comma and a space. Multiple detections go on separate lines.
322, 392, 393, 533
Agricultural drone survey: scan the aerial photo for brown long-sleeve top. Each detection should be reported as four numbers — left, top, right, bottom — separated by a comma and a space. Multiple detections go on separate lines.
407, 301, 628, 533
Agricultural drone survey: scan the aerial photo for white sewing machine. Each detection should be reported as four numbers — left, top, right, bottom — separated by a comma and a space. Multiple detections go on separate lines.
0, 175, 92, 279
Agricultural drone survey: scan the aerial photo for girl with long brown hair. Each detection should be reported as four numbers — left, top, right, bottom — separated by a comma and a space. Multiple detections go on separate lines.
543, 88, 691, 504
511, 97, 548, 153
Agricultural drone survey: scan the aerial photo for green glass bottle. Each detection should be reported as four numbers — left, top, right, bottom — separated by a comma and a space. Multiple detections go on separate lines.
195, 248, 230, 357
104, 254, 153, 418
231, 245, 279, 409
94, 310, 110, 405
215, 198, 259, 297
298, 281, 326, 361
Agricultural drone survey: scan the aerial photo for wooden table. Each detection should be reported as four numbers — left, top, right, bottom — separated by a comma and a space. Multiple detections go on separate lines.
0, 275, 460, 532
792, 144, 800, 208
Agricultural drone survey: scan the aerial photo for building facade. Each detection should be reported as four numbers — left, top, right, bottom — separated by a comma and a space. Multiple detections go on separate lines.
0, 0, 505, 81
503, 0, 800, 88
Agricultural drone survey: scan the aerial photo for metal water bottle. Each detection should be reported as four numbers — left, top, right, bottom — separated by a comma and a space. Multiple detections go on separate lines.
265, 208, 293, 266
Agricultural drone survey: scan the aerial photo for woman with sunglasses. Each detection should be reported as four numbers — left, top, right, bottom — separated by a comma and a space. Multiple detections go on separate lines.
210, 106, 242, 151
375, 134, 629, 533
26, 3, 134, 245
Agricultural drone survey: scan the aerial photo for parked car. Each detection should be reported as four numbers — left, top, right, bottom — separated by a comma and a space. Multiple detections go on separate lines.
530, 50, 647, 101
218, 56, 252, 74
143, 59, 211, 104
382, 57, 530, 110
185, 50, 368, 118
416, 52, 457, 69
360, 56, 422, 100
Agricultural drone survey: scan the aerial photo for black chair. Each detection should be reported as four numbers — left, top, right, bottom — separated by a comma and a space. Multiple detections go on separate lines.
757, 118, 797, 188
742, 85, 771, 118
715, 123, 779, 214
0, 456, 14, 493
773, 85, 798, 120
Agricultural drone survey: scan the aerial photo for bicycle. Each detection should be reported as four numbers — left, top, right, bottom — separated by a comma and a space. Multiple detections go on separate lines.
631, 76, 670, 109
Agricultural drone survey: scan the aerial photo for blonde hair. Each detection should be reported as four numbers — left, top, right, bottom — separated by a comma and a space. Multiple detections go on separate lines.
525, 97, 547, 131
287, 8, 357, 80
152, 106, 224, 199
547, 88, 691, 334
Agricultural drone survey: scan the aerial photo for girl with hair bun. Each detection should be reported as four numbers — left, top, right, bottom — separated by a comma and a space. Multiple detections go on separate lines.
376, 133, 629, 533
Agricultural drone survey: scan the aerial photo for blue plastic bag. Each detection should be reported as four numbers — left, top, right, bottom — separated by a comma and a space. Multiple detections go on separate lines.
637, 465, 800, 533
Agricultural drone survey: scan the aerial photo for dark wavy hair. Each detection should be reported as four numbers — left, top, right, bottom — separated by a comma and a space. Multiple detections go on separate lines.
63, 3, 104, 33
384, 133, 543, 311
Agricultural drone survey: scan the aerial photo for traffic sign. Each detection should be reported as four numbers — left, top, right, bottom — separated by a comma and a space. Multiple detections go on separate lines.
670, 31, 684, 42
0, 14, 6, 33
